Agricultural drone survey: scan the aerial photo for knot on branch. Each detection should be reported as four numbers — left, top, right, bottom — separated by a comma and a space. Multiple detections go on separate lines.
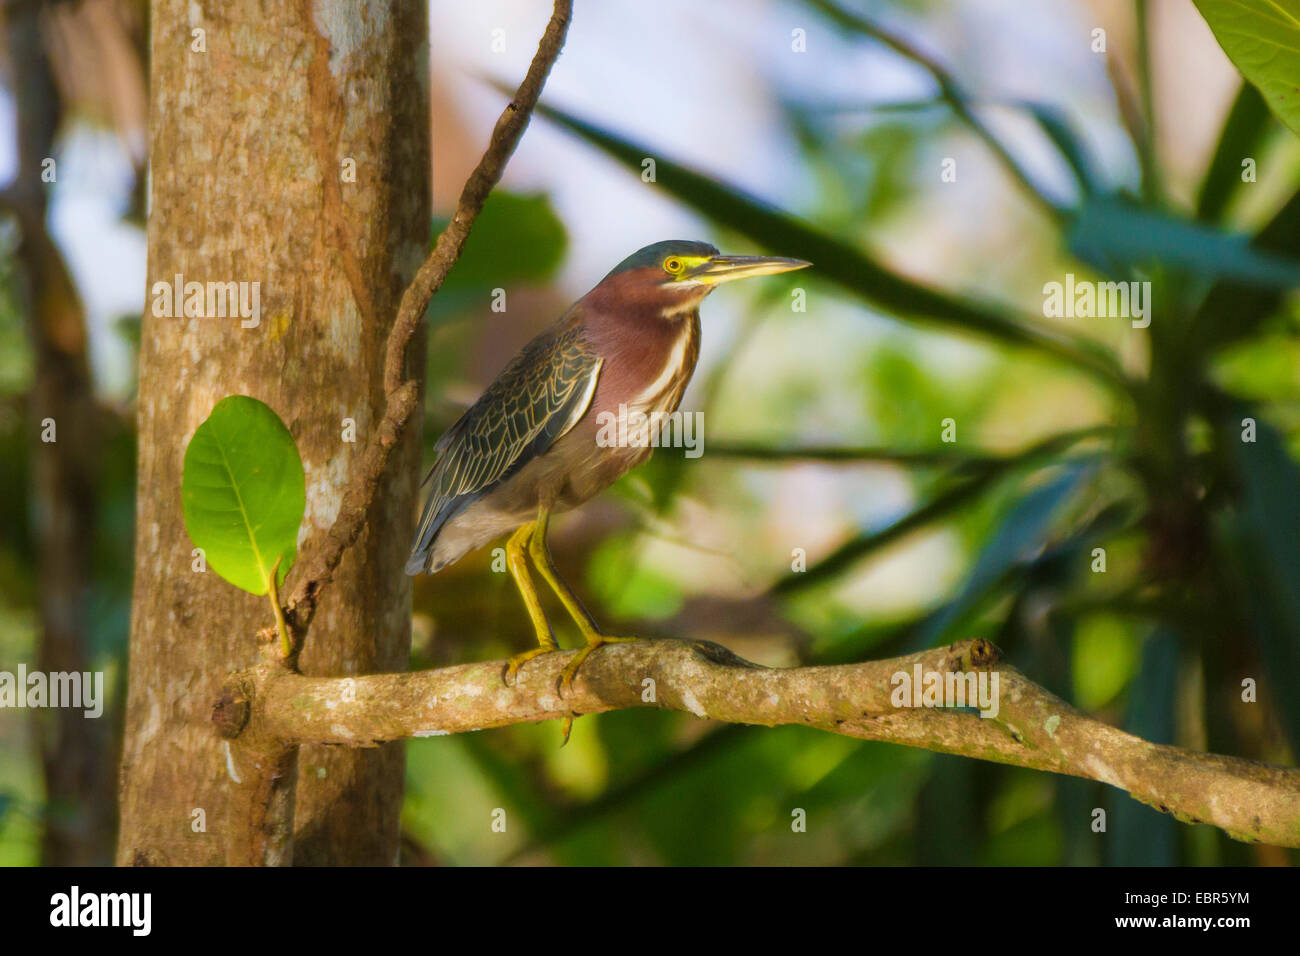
947, 638, 1002, 671
689, 639, 764, 669
212, 678, 252, 739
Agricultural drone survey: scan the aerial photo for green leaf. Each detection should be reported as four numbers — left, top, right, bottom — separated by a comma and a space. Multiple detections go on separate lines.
1072, 615, 1141, 711
1194, 0, 1300, 137
181, 395, 305, 595
1069, 195, 1300, 287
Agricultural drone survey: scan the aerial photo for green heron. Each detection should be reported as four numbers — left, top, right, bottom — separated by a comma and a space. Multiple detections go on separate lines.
406, 240, 810, 697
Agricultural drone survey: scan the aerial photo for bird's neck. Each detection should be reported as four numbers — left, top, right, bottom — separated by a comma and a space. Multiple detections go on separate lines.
586, 306, 701, 415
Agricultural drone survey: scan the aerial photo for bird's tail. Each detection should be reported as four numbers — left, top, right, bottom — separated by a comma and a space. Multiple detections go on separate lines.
404, 469, 446, 576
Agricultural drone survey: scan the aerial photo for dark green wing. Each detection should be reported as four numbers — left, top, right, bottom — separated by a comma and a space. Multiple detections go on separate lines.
405, 322, 602, 574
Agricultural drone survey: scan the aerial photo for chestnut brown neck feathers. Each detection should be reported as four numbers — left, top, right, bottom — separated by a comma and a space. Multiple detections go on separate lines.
576, 267, 703, 414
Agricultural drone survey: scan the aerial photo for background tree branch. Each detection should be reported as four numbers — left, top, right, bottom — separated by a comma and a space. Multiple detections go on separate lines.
217, 637, 1300, 849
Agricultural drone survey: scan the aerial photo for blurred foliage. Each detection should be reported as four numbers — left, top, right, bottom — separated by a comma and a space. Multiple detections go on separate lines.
0, 220, 135, 866
5, 0, 1300, 867
427, 190, 568, 321
422, 0, 1300, 867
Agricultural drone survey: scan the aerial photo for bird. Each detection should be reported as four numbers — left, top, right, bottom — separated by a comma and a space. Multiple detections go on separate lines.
406, 239, 810, 701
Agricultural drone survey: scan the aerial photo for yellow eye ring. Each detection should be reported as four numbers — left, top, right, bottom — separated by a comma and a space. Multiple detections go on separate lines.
663, 256, 684, 275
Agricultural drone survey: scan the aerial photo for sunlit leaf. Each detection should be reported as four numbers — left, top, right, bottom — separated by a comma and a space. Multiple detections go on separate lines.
181, 395, 305, 595
1072, 615, 1141, 711
1194, 0, 1300, 136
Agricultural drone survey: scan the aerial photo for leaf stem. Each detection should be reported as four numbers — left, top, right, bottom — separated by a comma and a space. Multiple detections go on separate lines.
267, 556, 291, 658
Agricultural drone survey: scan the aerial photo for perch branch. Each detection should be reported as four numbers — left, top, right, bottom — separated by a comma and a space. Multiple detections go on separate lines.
217, 638, 1300, 848
279, 0, 574, 642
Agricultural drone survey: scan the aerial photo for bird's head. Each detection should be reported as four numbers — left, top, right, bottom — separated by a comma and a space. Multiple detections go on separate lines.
599, 240, 810, 318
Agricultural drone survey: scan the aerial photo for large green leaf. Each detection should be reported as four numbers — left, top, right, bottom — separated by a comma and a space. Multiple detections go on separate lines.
1194, 0, 1300, 136
181, 395, 305, 595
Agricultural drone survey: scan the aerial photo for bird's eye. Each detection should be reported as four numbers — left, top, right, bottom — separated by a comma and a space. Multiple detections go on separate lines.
663, 256, 684, 275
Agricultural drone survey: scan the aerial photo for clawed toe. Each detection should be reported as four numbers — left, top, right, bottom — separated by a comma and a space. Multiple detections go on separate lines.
503, 645, 554, 686
556, 634, 641, 696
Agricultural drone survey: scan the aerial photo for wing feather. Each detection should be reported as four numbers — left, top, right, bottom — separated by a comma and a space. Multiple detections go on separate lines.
405, 323, 602, 574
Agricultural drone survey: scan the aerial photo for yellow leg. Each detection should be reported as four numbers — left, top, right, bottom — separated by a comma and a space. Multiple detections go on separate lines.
528, 506, 640, 696
503, 521, 558, 685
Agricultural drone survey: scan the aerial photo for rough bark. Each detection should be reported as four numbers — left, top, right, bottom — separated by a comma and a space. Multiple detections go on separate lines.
117, 0, 429, 865
220, 637, 1300, 849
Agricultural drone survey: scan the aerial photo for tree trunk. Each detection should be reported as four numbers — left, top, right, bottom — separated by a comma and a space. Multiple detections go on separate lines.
117, 0, 428, 865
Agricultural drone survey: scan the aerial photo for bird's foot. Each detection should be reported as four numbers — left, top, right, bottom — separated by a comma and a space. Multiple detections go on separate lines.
557, 634, 641, 697
503, 645, 557, 686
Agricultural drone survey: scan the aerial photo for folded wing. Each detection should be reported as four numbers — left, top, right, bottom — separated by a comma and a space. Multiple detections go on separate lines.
405, 323, 602, 574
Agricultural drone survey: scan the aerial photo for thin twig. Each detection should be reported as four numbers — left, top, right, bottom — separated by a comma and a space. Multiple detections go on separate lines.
281, 0, 574, 641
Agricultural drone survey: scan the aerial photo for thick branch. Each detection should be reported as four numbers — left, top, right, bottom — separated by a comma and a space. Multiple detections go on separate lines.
223, 638, 1300, 848
281, 0, 574, 641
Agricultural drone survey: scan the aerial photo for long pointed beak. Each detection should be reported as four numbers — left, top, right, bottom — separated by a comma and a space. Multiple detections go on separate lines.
692, 254, 812, 284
